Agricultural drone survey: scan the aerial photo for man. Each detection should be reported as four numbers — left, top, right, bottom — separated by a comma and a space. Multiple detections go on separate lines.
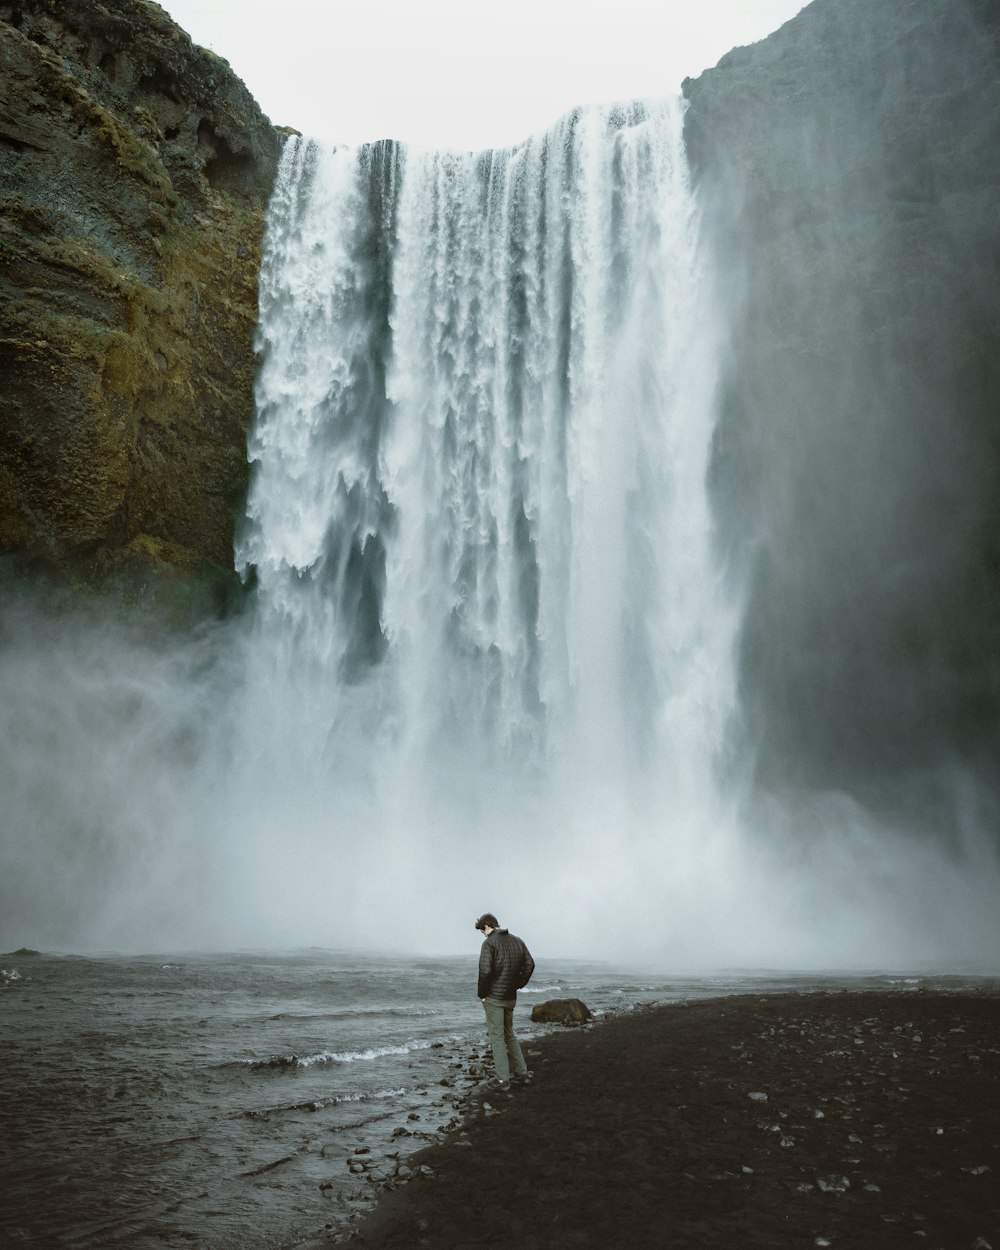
475, 913, 535, 1089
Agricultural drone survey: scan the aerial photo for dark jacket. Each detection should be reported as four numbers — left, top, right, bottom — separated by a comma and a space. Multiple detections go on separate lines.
477, 928, 534, 1001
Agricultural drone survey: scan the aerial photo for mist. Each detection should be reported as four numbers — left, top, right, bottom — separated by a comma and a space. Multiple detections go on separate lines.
2, 555, 996, 966
686, 0, 1000, 855
4, 6, 1000, 967
3, 568, 996, 966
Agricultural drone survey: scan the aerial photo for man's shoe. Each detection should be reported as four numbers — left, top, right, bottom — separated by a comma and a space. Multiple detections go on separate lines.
511, 1072, 533, 1084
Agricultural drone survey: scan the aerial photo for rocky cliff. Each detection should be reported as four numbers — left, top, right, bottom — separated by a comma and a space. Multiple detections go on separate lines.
0, 0, 280, 596
2, 0, 997, 806
683, 0, 1000, 809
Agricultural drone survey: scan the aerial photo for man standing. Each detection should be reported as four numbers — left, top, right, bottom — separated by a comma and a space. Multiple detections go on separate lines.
475, 913, 535, 1089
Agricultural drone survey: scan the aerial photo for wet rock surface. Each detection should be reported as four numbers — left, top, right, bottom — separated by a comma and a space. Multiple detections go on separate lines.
290, 1039, 519, 1247
529, 997, 593, 1025
322, 991, 1000, 1250
0, 0, 280, 593
681, 0, 1000, 801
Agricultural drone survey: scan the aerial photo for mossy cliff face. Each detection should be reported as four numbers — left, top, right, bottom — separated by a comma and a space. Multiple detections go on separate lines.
683, 0, 1000, 804
0, 0, 280, 591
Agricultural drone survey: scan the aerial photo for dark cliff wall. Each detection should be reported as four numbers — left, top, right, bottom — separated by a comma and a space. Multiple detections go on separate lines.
0, 0, 280, 592
683, 0, 1000, 816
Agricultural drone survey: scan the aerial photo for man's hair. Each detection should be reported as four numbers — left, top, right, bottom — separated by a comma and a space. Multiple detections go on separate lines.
475, 913, 500, 931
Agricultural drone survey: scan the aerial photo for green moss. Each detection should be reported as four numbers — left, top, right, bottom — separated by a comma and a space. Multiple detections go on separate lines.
8, 306, 118, 373
94, 111, 174, 203
202, 46, 233, 72
0, 0, 278, 595
25, 36, 175, 203
34, 235, 144, 297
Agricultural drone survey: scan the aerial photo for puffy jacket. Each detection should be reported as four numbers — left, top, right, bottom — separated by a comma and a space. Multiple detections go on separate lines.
477, 929, 534, 1001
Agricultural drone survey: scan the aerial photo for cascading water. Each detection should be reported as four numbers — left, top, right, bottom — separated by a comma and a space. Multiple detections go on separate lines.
3, 97, 996, 964
231, 100, 745, 955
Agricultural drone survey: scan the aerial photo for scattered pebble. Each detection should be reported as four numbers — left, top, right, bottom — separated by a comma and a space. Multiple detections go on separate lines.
316, 993, 1000, 1250
817, 1175, 851, 1193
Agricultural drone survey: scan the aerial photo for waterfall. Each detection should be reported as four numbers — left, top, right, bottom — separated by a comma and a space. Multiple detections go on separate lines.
232, 100, 745, 953
4, 97, 996, 963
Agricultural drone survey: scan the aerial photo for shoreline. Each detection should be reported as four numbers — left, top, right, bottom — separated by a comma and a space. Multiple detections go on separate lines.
282, 1015, 586, 1245
289, 987, 1000, 1249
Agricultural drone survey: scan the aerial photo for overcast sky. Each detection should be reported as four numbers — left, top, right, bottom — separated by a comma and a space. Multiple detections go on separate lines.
158, 0, 809, 150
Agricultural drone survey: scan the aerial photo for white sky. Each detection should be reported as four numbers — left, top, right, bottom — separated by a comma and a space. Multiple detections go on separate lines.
159, 0, 808, 150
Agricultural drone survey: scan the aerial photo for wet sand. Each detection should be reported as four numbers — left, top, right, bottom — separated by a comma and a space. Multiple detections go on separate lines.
317, 990, 999, 1249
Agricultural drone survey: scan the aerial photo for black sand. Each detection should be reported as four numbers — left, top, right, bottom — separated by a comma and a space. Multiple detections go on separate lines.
332, 990, 1000, 1249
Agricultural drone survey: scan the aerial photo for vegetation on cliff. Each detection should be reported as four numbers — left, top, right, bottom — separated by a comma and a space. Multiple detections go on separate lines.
0, 0, 280, 597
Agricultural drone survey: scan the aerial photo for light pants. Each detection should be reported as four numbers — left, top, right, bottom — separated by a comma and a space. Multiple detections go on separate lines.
482, 996, 528, 1082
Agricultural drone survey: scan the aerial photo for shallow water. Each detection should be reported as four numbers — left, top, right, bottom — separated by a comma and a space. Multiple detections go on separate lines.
2, 952, 992, 1248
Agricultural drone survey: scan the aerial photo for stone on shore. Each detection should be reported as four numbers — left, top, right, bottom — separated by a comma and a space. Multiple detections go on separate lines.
530, 997, 593, 1025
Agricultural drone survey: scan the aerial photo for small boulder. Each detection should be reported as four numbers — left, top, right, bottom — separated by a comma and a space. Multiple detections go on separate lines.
530, 998, 593, 1025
